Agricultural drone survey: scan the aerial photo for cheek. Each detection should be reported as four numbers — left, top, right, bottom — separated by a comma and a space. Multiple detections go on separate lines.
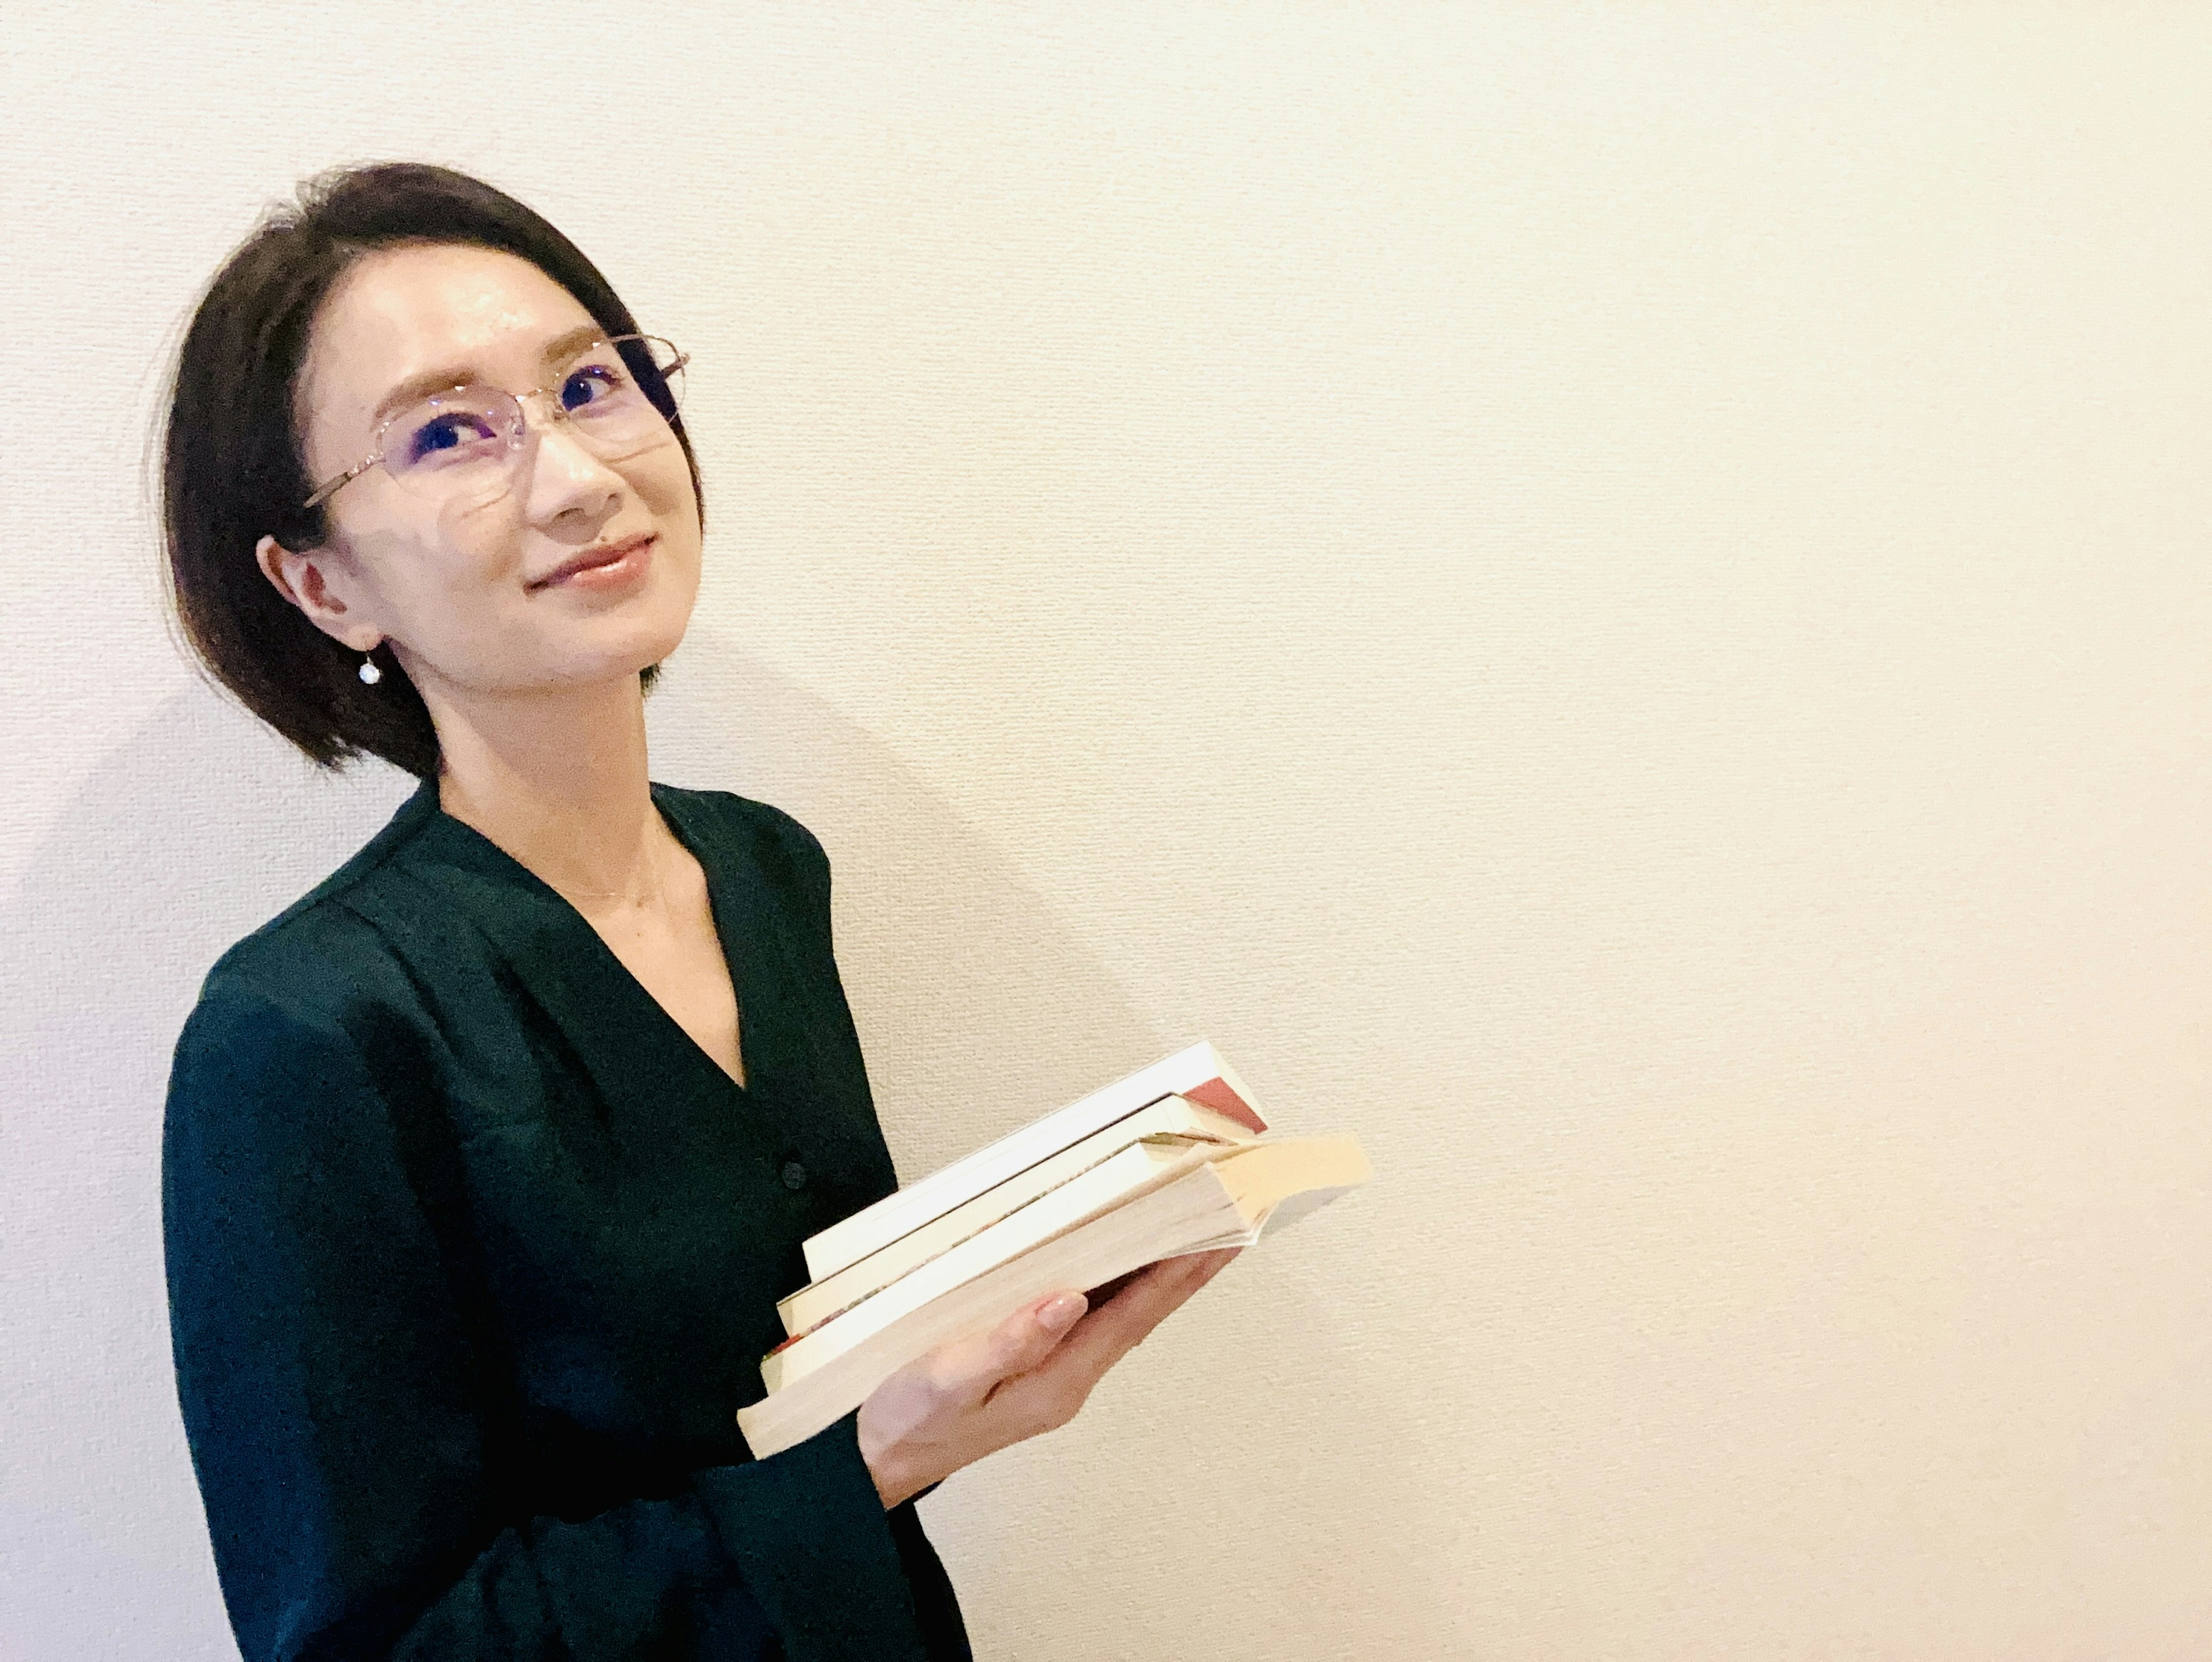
429, 494, 533, 584
630, 444, 700, 535
339, 503, 529, 636
628, 455, 705, 600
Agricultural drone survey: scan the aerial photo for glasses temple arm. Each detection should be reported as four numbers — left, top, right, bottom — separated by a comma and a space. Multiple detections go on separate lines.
302, 457, 376, 511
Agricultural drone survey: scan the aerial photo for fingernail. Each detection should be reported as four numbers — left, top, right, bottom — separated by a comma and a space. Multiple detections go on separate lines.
1037, 1293, 1086, 1333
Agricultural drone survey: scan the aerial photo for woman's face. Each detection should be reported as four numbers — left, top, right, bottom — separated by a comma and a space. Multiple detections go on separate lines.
270, 242, 702, 702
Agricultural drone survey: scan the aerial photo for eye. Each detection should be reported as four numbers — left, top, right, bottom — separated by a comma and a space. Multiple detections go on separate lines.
559, 362, 627, 413
402, 408, 504, 466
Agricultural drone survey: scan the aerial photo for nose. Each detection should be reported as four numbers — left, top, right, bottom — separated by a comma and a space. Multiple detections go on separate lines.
516, 391, 623, 523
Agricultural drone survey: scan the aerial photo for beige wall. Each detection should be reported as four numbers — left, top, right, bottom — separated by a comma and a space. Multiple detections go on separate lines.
6, 3, 2210, 1656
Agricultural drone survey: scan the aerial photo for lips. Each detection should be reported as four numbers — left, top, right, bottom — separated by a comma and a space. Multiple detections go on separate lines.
530, 533, 654, 590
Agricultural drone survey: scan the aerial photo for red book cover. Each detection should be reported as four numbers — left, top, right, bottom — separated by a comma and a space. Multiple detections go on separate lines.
1179, 1076, 1267, 1135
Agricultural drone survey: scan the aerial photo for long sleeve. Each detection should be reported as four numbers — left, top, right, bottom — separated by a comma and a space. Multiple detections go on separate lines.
162, 968, 933, 1662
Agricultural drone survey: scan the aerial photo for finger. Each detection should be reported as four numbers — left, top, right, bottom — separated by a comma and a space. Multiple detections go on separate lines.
961, 1255, 1243, 1434
1094, 1248, 1237, 1310
1048, 1251, 1240, 1378
930, 1289, 1089, 1401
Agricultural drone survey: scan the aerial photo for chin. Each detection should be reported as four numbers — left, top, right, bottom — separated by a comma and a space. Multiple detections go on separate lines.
590, 626, 690, 686
592, 580, 696, 680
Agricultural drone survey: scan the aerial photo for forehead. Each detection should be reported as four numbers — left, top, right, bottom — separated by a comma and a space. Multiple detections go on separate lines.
299, 243, 598, 442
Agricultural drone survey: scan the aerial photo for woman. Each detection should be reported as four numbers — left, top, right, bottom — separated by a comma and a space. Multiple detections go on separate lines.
160, 162, 1234, 1662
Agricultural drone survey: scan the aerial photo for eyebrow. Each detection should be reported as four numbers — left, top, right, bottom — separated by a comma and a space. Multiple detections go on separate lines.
368, 324, 608, 427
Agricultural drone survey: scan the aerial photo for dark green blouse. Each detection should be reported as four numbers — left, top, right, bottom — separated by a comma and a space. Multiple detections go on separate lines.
162, 776, 970, 1661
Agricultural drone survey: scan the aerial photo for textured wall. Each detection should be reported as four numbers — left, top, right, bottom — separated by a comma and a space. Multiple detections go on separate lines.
6, 3, 2211, 1657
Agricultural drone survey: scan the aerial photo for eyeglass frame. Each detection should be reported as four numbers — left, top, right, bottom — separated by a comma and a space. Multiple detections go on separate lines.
300, 332, 690, 512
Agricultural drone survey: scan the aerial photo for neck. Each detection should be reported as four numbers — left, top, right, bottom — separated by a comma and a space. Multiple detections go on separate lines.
421, 671, 668, 900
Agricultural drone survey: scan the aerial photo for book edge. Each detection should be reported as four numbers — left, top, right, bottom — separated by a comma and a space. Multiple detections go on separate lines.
801, 1040, 1252, 1281
738, 1136, 1370, 1459
775, 1097, 1255, 1337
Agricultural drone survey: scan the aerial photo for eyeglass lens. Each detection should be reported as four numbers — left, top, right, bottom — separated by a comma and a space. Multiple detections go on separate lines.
379, 335, 685, 505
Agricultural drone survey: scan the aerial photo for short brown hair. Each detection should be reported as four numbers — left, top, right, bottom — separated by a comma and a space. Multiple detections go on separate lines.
160, 162, 702, 779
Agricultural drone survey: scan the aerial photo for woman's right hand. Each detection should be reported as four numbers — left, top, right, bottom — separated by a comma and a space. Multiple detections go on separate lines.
853, 1248, 1240, 1508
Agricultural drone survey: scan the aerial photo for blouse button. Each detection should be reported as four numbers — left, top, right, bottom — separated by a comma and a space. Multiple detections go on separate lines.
780, 1159, 809, 1191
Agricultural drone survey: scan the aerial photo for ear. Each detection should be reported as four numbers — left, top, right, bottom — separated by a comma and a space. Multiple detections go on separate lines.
255, 535, 383, 654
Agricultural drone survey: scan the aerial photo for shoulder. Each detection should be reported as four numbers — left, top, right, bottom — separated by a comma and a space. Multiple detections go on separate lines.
167, 896, 449, 1208
190, 905, 404, 1036
165, 914, 410, 1201
172, 908, 422, 1121
175, 787, 445, 1078
237, 775, 445, 947
654, 784, 832, 894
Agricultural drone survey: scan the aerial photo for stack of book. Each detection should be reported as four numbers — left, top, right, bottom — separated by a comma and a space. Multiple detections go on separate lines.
736, 1041, 1372, 1459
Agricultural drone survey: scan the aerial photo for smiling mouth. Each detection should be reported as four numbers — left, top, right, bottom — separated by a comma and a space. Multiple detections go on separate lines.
531, 534, 654, 589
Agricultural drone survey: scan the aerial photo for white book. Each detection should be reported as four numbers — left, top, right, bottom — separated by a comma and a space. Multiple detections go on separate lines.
800, 1039, 1264, 1284
766, 1135, 1226, 1395
777, 1095, 1257, 1341
737, 1135, 1372, 1461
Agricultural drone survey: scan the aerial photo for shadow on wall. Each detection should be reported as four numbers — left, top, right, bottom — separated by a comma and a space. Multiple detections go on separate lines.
657, 636, 1457, 1659
643, 624, 1179, 1186
0, 685, 412, 1662
1, 638, 1430, 1659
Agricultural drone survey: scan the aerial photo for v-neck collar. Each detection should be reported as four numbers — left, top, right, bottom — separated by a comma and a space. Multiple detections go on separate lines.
389, 774, 764, 1116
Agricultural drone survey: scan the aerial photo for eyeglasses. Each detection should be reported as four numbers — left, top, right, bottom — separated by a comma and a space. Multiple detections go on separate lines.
302, 334, 689, 512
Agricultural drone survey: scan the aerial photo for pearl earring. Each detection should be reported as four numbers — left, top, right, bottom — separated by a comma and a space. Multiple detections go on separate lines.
358, 653, 382, 686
